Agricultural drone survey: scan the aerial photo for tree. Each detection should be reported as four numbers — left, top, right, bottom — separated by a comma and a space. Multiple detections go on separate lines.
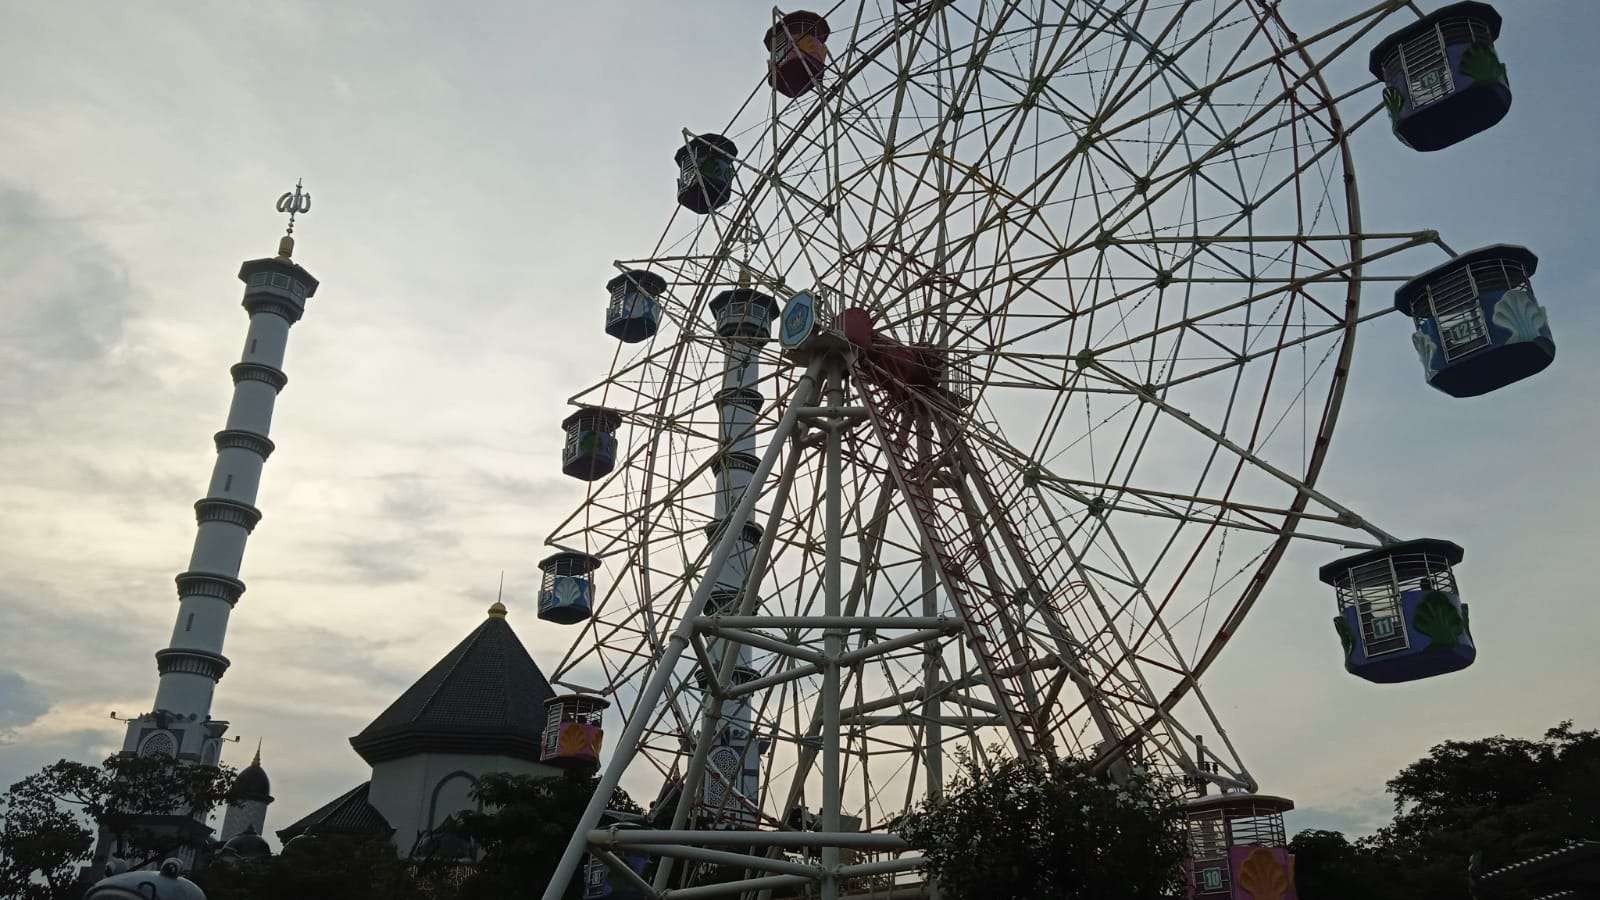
199, 834, 432, 900
1362, 721, 1600, 900
1290, 721, 1600, 900
1287, 829, 1396, 900
429, 772, 640, 900
1, 754, 236, 897
899, 750, 1188, 900
0, 804, 89, 900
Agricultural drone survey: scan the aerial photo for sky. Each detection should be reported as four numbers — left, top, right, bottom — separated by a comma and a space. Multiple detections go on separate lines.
2, 0, 1598, 848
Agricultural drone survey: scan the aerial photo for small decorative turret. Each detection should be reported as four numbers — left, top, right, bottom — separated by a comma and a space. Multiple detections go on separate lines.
220, 740, 274, 842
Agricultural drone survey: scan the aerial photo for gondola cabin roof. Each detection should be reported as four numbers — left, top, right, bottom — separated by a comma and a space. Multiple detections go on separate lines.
673, 133, 738, 166
1317, 538, 1465, 586
561, 406, 623, 432
1368, 1, 1503, 77
607, 270, 667, 295
764, 10, 831, 49
1183, 792, 1295, 816
546, 693, 611, 711
1394, 244, 1539, 315
538, 550, 601, 573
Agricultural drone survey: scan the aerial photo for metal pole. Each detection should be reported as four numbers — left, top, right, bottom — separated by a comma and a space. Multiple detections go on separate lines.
821, 357, 846, 900
540, 357, 826, 900
917, 410, 944, 827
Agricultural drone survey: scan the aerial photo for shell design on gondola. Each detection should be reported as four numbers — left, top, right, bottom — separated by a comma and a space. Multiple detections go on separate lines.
1490, 288, 1549, 342
1412, 329, 1441, 378
1236, 847, 1291, 899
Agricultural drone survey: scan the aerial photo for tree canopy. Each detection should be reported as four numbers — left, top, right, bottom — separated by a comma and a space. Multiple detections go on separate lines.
899, 749, 1188, 900
1293, 721, 1600, 900
429, 772, 640, 900
1, 754, 236, 899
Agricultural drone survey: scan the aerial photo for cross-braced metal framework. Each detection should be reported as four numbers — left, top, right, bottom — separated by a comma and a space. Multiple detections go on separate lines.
540, 2, 1467, 897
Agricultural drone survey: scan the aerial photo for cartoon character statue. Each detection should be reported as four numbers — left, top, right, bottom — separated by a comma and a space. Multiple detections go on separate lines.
86, 858, 207, 900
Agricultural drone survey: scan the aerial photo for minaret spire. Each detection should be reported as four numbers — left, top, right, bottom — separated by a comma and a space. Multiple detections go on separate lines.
119, 184, 322, 764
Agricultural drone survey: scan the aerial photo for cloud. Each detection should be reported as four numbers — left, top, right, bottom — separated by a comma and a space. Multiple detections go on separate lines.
1285, 792, 1396, 839
0, 670, 52, 742
0, 186, 139, 417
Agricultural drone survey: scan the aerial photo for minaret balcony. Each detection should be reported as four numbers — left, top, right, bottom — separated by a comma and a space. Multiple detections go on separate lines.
214, 429, 276, 460
155, 647, 232, 682
175, 571, 246, 606
239, 257, 319, 324
230, 362, 288, 393
194, 497, 262, 532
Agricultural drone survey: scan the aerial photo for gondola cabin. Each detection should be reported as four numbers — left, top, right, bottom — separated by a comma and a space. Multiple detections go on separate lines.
765, 11, 830, 98
538, 550, 601, 625
542, 693, 609, 769
605, 270, 667, 343
1396, 244, 1552, 397
1186, 793, 1298, 899
1369, 2, 1511, 151
582, 819, 650, 899
675, 133, 738, 215
1318, 539, 1476, 683
561, 407, 623, 481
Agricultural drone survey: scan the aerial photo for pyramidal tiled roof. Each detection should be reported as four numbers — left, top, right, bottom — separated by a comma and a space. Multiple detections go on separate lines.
276, 782, 391, 843
348, 612, 556, 765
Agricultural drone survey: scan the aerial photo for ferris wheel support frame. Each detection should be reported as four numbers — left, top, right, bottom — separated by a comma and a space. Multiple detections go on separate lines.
542, 355, 826, 900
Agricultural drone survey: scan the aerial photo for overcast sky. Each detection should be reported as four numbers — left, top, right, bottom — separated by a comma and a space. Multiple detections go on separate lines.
2, 1, 1598, 846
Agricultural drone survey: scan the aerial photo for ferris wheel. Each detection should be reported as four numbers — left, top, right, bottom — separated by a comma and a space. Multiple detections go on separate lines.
532, 2, 1552, 897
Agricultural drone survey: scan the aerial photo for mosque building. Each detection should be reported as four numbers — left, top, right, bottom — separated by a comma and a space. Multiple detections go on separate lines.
98, 187, 574, 871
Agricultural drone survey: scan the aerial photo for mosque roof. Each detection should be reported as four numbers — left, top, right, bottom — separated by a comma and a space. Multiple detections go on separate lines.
348, 606, 556, 765
275, 782, 391, 843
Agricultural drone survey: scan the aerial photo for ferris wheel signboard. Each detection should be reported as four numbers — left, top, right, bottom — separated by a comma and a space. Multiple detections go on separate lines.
778, 290, 816, 349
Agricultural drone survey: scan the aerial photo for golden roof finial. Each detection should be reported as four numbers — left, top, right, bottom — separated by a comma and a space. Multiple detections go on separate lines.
274, 178, 311, 258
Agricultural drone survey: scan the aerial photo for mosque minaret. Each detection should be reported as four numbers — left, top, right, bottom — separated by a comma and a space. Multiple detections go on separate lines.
114, 184, 317, 776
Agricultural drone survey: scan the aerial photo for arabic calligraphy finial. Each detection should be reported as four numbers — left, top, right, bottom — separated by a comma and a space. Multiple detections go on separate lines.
274, 179, 311, 258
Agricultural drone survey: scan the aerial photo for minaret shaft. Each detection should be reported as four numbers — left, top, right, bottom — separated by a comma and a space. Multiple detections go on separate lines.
702, 331, 766, 826
121, 242, 318, 764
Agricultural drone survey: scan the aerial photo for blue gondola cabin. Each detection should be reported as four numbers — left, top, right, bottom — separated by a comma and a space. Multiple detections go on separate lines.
765, 11, 830, 98
675, 133, 738, 215
542, 693, 608, 768
538, 550, 600, 624
1370, 2, 1511, 151
1396, 244, 1552, 397
562, 407, 623, 481
1318, 539, 1476, 683
605, 270, 667, 343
